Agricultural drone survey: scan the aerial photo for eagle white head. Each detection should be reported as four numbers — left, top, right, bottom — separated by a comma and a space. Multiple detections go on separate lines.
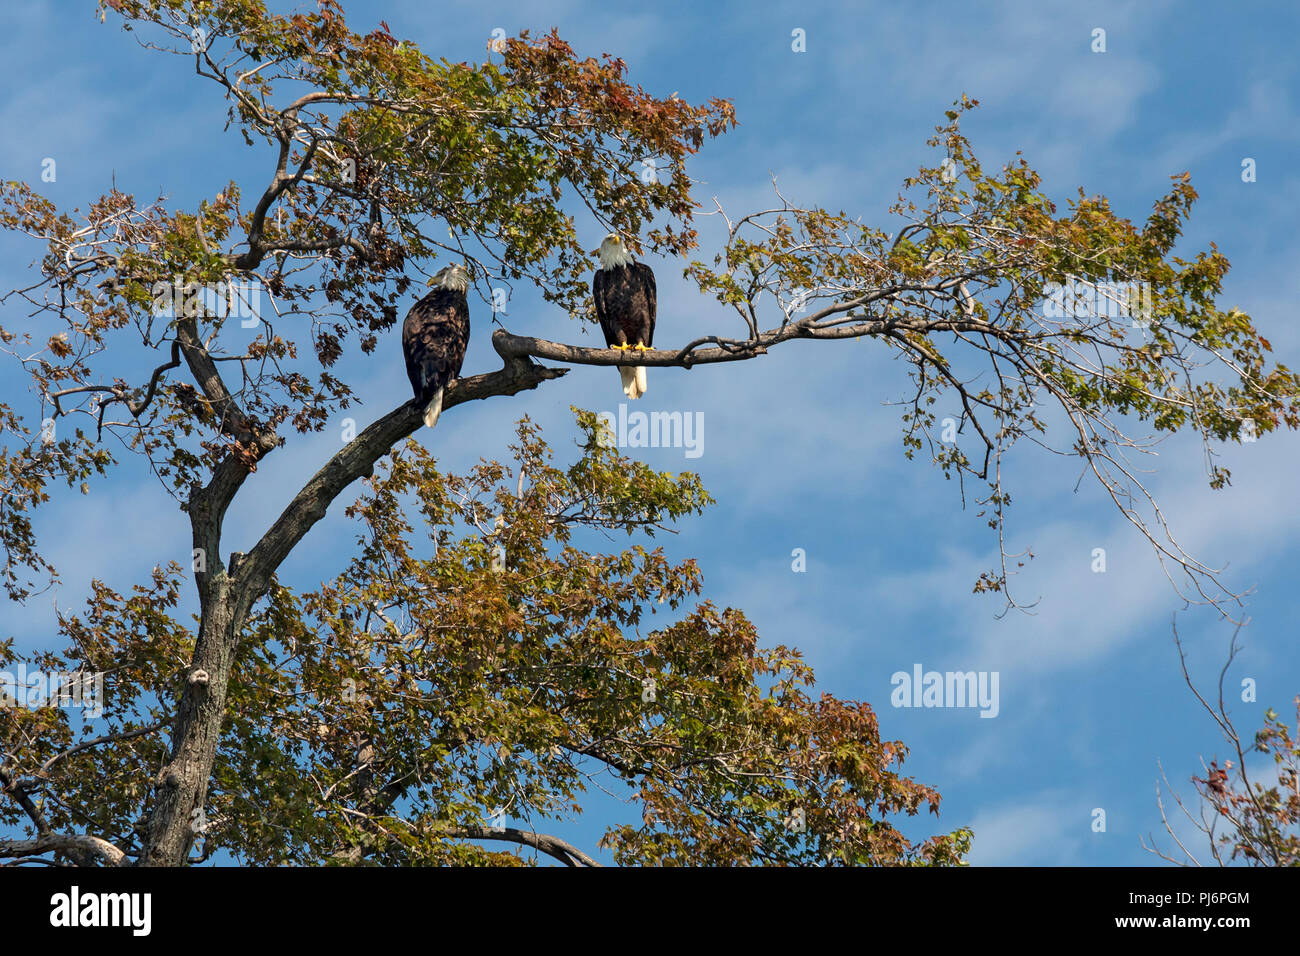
428, 263, 470, 292
597, 232, 634, 270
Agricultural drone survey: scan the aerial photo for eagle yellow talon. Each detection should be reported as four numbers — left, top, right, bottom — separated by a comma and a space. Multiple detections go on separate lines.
611, 343, 631, 351
633, 343, 651, 351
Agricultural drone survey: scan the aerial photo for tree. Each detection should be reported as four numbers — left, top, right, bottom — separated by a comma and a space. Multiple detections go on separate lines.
1144, 623, 1300, 867
0, 0, 1294, 865
2, 413, 972, 866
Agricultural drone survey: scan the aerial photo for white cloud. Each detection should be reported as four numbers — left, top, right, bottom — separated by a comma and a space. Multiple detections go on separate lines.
967, 791, 1085, 865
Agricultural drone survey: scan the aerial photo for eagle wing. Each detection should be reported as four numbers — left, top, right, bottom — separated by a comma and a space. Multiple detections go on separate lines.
634, 261, 656, 347
593, 268, 620, 347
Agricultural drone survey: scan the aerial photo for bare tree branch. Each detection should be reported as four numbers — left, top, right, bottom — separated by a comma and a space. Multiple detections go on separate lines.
446, 824, 601, 867
0, 832, 127, 866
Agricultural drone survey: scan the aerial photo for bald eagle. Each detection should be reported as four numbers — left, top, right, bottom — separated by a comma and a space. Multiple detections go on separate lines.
593, 233, 656, 400
403, 264, 470, 428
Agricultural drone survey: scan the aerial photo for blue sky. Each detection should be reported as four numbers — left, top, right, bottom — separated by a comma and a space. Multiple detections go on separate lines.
3, 0, 1299, 865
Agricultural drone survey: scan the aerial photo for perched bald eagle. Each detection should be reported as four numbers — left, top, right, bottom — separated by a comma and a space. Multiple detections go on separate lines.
403, 263, 470, 428
593, 233, 656, 400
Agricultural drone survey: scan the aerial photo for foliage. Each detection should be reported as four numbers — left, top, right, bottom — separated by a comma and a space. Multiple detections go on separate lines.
1146, 626, 1300, 867
1, 0, 733, 597
1194, 702, 1300, 866
2, 417, 968, 865
685, 96, 1299, 608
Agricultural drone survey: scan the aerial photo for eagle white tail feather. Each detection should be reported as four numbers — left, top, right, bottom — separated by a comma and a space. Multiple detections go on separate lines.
619, 366, 646, 400
423, 387, 445, 428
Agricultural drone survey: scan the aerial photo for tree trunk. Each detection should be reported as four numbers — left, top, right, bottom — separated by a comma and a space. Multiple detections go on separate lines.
135, 357, 562, 865
138, 573, 241, 866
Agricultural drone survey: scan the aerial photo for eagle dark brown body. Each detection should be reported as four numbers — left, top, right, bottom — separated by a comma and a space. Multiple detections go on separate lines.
593, 258, 656, 399
402, 270, 470, 428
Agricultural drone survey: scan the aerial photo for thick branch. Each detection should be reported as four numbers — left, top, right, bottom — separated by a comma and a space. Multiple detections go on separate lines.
490, 310, 998, 369
175, 315, 279, 591
0, 763, 49, 836
0, 832, 127, 866
175, 317, 264, 444
237, 312, 1003, 602
238, 355, 566, 603
447, 825, 601, 867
